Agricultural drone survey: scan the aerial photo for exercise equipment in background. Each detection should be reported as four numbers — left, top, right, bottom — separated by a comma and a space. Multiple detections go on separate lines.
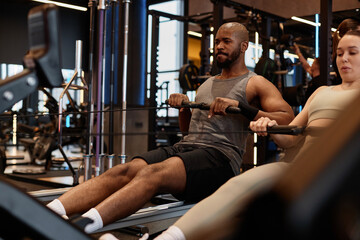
0, 3, 63, 113
178, 63, 206, 91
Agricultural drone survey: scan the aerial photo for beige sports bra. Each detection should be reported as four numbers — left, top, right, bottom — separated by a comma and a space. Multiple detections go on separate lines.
308, 86, 359, 123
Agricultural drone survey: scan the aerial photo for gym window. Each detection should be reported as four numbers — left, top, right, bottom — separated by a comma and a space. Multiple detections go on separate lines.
147, 0, 184, 118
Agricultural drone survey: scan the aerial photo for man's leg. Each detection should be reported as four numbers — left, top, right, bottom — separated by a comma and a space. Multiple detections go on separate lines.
95, 156, 186, 226
57, 158, 148, 216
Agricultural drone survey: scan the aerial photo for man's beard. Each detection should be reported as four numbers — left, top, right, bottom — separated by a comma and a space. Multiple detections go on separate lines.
216, 47, 241, 69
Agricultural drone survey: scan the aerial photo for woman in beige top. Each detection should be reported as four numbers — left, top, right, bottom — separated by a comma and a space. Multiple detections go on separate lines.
142, 30, 360, 240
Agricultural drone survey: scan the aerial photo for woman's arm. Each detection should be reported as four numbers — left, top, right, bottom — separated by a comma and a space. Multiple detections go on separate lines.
250, 86, 326, 148
249, 112, 307, 148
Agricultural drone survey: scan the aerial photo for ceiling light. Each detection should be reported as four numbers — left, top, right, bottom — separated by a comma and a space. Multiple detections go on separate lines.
32, 0, 87, 11
291, 16, 336, 32
291, 16, 319, 27
188, 31, 202, 38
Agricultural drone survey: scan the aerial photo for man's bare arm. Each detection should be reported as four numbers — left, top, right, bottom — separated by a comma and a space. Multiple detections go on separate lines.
168, 93, 192, 135
178, 108, 191, 134
248, 76, 294, 125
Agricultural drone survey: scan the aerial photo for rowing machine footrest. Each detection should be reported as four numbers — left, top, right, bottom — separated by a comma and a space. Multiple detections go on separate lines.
70, 215, 93, 230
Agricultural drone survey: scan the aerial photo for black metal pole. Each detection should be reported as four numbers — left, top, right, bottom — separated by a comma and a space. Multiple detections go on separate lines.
86, 0, 97, 155
261, 17, 271, 59
183, 0, 189, 66
148, 14, 159, 151
200, 23, 211, 75
211, 1, 223, 76
320, 0, 332, 86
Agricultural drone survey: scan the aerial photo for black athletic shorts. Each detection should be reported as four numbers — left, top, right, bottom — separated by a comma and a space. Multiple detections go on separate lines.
133, 145, 235, 203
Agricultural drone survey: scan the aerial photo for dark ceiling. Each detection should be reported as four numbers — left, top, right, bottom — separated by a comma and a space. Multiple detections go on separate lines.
9, 0, 360, 58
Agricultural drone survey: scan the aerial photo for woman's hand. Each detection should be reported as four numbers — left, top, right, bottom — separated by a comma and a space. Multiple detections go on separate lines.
249, 117, 278, 136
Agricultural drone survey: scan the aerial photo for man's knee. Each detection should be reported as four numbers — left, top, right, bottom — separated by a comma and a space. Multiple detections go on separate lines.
103, 158, 147, 179
134, 157, 186, 192
135, 163, 165, 179
134, 161, 178, 187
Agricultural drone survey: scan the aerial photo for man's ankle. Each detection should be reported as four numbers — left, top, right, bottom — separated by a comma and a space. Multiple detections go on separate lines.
47, 199, 66, 216
82, 208, 104, 233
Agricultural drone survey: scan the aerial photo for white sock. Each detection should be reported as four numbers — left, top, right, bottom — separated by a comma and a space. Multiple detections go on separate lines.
82, 208, 104, 233
154, 226, 186, 240
47, 199, 66, 216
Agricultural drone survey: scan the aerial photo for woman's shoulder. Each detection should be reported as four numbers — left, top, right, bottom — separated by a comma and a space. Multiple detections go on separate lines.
303, 86, 330, 109
318, 85, 333, 91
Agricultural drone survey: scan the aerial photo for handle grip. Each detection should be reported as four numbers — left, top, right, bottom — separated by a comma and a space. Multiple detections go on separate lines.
266, 125, 306, 135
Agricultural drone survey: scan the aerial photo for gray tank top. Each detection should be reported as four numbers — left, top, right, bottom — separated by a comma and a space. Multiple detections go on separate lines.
175, 71, 257, 175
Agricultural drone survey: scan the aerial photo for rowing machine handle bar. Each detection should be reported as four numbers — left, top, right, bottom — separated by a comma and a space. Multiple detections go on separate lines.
165, 100, 242, 114
266, 125, 306, 135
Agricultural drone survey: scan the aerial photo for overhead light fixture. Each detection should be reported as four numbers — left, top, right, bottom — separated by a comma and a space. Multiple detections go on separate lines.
291, 16, 336, 32
188, 31, 202, 38
32, 0, 87, 12
291, 16, 318, 27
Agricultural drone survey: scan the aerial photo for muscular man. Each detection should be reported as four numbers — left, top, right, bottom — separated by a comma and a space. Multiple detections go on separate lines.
153, 29, 360, 240
47, 22, 294, 233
